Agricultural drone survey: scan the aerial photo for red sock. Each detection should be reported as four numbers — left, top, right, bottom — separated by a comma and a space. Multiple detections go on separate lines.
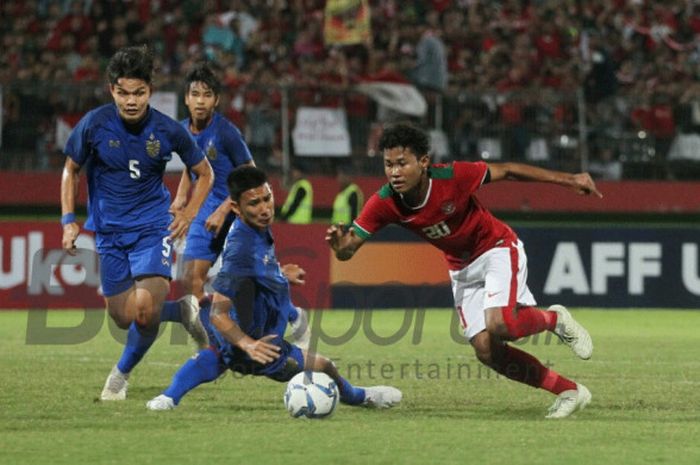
501, 305, 557, 339
497, 345, 576, 394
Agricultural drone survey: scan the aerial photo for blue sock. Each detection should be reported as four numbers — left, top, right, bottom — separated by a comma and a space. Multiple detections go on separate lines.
164, 348, 222, 404
116, 322, 158, 374
160, 300, 181, 322
338, 376, 366, 405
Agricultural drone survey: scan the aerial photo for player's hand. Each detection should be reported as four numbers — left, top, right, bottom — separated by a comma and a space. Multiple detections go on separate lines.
170, 196, 187, 212
205, 210, 226, 235
62, 223, 80, 256
572, 173, 603, 198
281, 263, 306, 285
168, 209, 194, 240
241, 334, 281, 364
324, 223, 346, 251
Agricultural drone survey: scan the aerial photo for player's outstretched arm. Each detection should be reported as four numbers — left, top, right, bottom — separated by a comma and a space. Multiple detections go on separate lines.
487, 162, 603, 198
171, 169, 191, 211
210, 292, 281, 364
169, 158, 214, 240
325, 223, 366, 261
60, 157, 81, 255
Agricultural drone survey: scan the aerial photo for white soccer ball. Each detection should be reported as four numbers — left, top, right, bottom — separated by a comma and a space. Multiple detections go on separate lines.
284, 371, 339, 419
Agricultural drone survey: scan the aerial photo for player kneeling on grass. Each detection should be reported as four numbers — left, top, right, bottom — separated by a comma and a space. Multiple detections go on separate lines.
326, 122, 600, 419
147, 166, 402, 410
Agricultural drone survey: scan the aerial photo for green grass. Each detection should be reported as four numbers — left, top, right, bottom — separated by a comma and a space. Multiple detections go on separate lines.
1, 309, 699, 465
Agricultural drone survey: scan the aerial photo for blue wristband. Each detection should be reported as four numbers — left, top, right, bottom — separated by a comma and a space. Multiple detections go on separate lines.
61, 213, 76, 226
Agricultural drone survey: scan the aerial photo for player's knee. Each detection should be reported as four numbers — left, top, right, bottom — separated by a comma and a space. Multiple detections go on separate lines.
486, 306, 515, 339
109, 313, 132, 330
106, 304, 132, 329
132, 301, 160, 328
471, 332, 495, 366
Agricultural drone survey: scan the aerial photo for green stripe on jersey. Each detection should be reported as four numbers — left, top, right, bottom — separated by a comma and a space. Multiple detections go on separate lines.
430, 166, 454, 179
352, 222, 372, 239
378, 183, 393, 199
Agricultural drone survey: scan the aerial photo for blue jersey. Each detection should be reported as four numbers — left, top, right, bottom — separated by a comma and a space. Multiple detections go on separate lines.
212, 218, 294, 340
183, 112, 252, 221
65, 104, 204, 233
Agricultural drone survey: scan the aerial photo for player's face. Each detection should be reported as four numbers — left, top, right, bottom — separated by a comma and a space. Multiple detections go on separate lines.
110, 78, 152, 124
232, 183, 275, 231
383, 147, 430, 194
185, 81, 219, 126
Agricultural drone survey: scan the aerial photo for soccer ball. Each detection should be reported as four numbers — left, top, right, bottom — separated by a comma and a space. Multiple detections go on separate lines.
284, 371, 339, 419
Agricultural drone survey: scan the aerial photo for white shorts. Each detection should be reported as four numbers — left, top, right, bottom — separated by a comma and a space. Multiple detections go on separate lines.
449, 239, 536, 341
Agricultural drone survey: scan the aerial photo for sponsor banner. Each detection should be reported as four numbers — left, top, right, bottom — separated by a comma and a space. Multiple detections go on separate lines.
292, 107, 351, 157
324, 0, 371, 46
330, 225, 700, 309
0, 223, 330, 310
4, 223, 699, 309
517, 227, 700, 308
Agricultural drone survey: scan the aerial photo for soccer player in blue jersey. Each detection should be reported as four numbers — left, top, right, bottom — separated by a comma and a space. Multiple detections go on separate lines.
146, 166, 402, 410
60, 46, 214, 401
164, 62, 310, 349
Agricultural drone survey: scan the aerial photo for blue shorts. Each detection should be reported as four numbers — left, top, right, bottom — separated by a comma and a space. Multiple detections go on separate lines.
96, 227, 173, 297
199, 306, 304, 382
182, 213, 234, 263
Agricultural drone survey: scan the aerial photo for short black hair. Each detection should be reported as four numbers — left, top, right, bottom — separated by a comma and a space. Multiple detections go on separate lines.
106, 45, 154, 85
378, 122, 430, 157
184, 62, 222, 96
227, 166, 268, 202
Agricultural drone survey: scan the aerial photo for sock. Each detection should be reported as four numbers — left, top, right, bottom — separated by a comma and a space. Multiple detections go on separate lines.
496, 344, 576, 394
164, 348, 223, 404
116, 322, 158, 374
160, 300, 182, 322
501, 305, 557, 339
198, 298, 214, 344
338, 376, 366, 405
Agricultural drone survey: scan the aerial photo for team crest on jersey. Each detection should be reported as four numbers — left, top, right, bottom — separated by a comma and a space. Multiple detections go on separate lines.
145, 133, 161, 158
441, 201, 456, 215
206, 140, 217, 160
109, 139, 120, 148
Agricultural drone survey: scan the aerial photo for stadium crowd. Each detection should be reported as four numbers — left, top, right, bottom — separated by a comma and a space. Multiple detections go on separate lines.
3, 0, 700, 178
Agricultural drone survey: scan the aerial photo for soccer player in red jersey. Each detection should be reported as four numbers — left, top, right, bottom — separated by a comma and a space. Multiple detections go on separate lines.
326, 122, 603, 419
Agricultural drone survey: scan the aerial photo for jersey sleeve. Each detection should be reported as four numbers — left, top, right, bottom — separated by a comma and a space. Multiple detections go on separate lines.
63, 111, 94, 166
222, 123, 253, 166
173, 124, 205, 168
351, 193, 396, 240
453, 161, 489, 195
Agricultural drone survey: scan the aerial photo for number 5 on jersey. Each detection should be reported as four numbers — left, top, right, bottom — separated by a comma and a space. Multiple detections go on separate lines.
129, 159, 140, 179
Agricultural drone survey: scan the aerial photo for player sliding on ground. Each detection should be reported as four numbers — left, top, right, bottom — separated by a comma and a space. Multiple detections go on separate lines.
147, 166, 402, 410
326, 122, 601, 419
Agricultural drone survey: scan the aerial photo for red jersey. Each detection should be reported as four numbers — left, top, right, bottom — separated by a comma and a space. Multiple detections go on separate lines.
353, 162, 517, 271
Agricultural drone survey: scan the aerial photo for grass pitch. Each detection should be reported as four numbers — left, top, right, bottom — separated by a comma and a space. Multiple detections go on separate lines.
1, 309, 699, 465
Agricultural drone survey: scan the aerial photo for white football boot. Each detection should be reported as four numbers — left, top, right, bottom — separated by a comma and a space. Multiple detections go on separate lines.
146, 394, 176, 411
545, 383, 592, 419
362, 386, 403, 408
100, 365, 129, 401
179, 295, 209, 349
550, 305, 593, 360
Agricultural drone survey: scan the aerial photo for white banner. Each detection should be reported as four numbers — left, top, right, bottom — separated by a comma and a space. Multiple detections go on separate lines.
292, 107, 351, 157
355, 82, 427, 117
